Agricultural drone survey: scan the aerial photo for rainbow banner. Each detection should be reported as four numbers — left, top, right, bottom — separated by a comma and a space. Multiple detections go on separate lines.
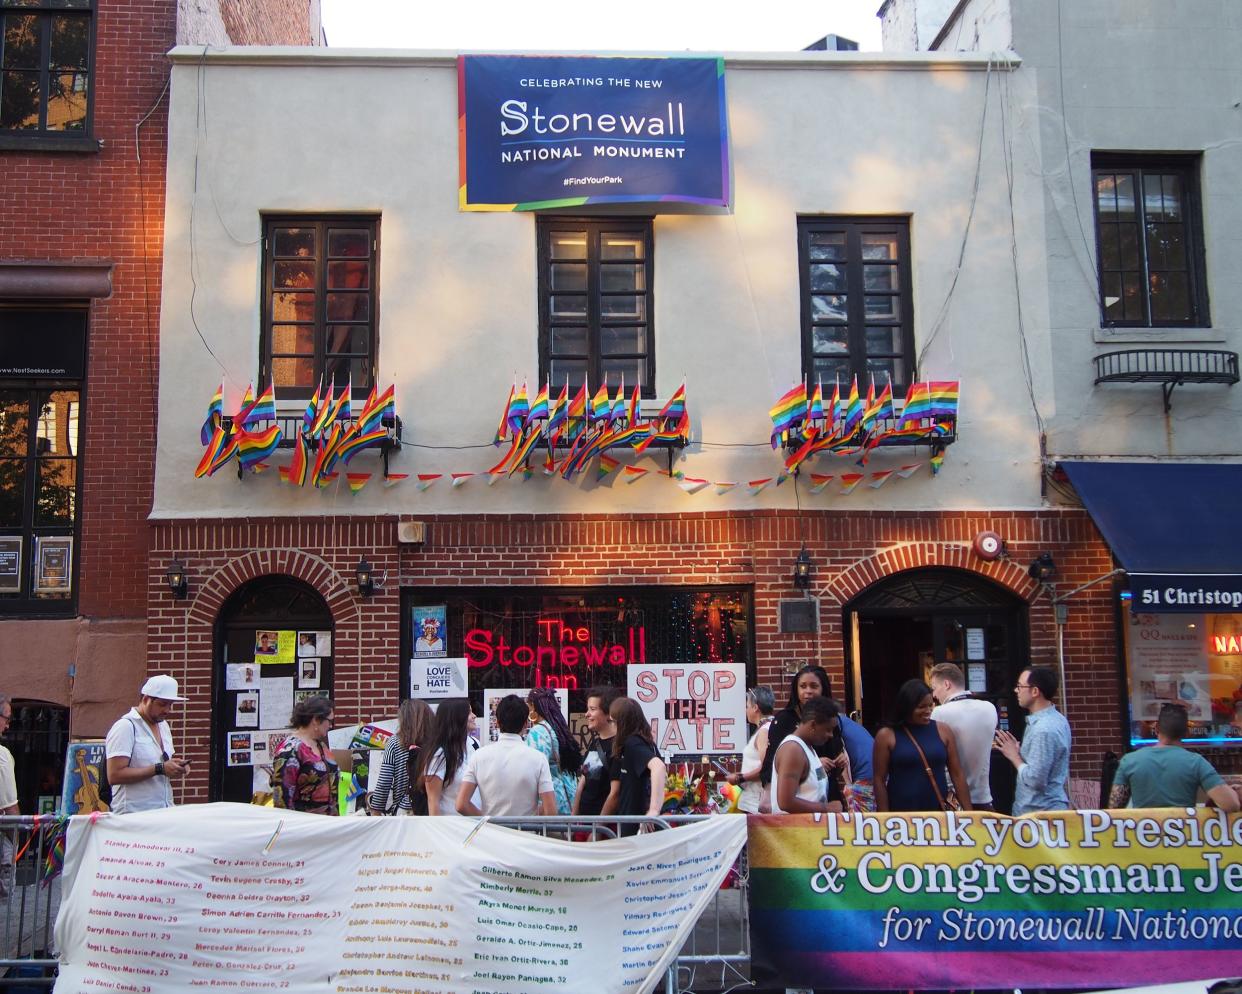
749, 810, 1242, 990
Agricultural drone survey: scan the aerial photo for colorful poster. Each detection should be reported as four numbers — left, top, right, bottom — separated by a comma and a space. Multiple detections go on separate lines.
55, 804, 746, 994
627, 662, 745, 755
227, 731, 254, 766
412, 605, 447, 657
482, 688, 566, 743
458, 55, 730, 211
749, 810, 1242, 991
60, 740, 109, 815
409, 656, 468, 699
255, 629, 296, 664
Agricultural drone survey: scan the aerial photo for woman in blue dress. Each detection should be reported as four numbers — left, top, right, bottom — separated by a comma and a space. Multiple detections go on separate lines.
873, 679, 973, 812
525, 688, 583, 814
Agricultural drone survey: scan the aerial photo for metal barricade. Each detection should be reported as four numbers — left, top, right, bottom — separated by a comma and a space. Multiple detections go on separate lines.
0, 812, 749, 993
0, 815, 59, 989
487, 815, 750, 994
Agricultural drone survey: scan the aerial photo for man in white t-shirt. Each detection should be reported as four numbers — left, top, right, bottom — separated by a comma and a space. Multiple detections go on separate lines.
456, 695, 555, 817
105, 675, 190, 814
930, 663, 997, 811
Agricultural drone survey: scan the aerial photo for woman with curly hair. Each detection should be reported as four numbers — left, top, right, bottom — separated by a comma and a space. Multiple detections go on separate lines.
525, 687, 582, 814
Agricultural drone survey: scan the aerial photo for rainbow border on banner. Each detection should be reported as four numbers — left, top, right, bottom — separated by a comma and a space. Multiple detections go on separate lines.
748, 810, 1242, 991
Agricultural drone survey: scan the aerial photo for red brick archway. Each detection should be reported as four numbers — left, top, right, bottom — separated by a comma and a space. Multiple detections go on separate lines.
186, 549, 359, 628
821, 541, 1041, 609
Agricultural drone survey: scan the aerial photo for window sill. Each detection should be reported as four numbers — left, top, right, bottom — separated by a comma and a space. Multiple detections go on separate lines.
1093, 326, 1224, 345
0, 134, 101, 154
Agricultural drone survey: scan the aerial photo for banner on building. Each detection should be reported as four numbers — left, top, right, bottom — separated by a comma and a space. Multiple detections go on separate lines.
749, 809, 1242, 990
628, 662, 745, 756
458, 55, 729, 211
54, 803, 746, 994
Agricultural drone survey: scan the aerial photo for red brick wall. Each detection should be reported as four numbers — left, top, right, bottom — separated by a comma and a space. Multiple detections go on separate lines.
146, 507, 1184, 805
0, 0, 176, 620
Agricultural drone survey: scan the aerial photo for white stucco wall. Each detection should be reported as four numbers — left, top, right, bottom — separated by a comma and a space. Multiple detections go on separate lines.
154, 47, 1050, 519
1008, 0, 1242, 459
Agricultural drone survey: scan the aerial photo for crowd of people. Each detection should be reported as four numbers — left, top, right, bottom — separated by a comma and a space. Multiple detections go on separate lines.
43, 664, 1237, 821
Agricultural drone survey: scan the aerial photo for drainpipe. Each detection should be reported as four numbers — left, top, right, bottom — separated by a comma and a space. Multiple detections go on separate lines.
1051, 569, 1126, 720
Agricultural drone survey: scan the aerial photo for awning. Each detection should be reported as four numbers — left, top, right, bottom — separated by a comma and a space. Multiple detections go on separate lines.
1061, 461, 1242, 613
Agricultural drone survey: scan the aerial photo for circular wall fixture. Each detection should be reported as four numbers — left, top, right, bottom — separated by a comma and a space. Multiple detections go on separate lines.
972, 531, 1005, 561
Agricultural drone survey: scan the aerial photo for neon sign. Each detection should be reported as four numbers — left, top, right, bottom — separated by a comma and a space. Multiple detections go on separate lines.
464, 618, 648, 690
1214, 635, 1242, 654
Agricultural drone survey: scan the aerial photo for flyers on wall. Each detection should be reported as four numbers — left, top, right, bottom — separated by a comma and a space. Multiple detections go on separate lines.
412, 606, 447, 657
298, 658, 321, 689
255, 630, 296, 664
225, 663, 259, 690
298, 631, 331, 657
259, 676, 294, 729
235, 691, 259, 728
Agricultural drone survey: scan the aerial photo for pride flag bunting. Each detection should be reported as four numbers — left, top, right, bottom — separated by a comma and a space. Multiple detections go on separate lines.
346, 472, 371, 494
809, 473, 834, 494
839, 472, 865, 494
714, 481, 738, 495
451, 473, 474, 488
622, 466, 648, 483
416, 473, 441, 491
201, 383, 223, 445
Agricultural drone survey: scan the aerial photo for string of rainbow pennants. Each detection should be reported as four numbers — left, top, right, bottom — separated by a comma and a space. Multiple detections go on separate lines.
195, 380, 400, 494
770, 376, 959, 475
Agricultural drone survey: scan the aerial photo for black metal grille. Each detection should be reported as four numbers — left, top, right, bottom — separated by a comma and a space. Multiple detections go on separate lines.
1093, 349, 1239, 385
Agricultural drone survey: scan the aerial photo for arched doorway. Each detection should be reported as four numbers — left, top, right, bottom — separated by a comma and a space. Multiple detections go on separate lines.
4, 700, 69, 813
212, 577, 334, 803
844, 567, 1029, 809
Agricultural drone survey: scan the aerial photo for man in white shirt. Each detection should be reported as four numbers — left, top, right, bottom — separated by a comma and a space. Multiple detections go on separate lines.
105, 675, 190, 814
929, 663, 997, 811
457, 695, 555, 817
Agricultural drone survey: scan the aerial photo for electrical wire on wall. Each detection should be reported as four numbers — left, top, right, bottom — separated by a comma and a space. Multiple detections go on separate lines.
134, 66, 171, 433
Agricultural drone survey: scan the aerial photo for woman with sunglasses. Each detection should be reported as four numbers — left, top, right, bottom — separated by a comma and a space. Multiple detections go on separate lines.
271, 696, 338, 814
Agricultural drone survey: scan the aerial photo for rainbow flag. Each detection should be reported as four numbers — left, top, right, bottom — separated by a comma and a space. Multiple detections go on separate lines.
338, 375, 352, 423
596, 454, 620, 480
356, 384, 394, 436
927, 380, 960, 419
310, 382, 336, 436
416, 473, 441, 491
769, 383, 808, 447
337, 424, 387, 465
194, 425, 234, 478
303, 378, 323, 433
748, 477, 774, 495
828, 378, 842, 430
896, 462, 922, 478
494, 383, 514, 444
507, 381, 530, 436
566, 381, 588, 425
898, 381, 932, 426
590, 378, 611, 422
867, 379, 895, 423
806, 381, 824, 428
655, 381, 686, 426
627, 382, 641, 426
622, 465, 648, 484
240, 383, 276, 427
201, 383, 223, 445
235, 383, 255, 423
714, 481, 738, 495
236, 423, 283, 471
547, 384, 569, 435
678, 476, 709, 494
346, 472, 371, 494
868, 469, 894, 489
841, 376, 863, 435
609, 376, 627, 425
784, 427, 820, 473
286, 432, 310, 486
507, 426, 543, 476
485, 471, 504, 486
526, 383, 550, 427
383, 473, 409, 487
451, 472, 474, 488
930, 449, 945, 475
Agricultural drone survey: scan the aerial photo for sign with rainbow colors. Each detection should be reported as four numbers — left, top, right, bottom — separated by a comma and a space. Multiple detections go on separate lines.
749, 810, 1242, 990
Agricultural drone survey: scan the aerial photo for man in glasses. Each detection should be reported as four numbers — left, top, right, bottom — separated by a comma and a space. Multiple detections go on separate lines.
993, 666, 1071, 815
1108, 703, 1239, 811
105, 675, 191, 814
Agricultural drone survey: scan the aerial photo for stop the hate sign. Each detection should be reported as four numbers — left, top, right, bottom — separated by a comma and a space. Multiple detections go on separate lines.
628, 663, 745, 755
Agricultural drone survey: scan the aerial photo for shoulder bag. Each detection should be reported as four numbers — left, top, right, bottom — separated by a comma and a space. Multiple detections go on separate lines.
902, 727, 961, 812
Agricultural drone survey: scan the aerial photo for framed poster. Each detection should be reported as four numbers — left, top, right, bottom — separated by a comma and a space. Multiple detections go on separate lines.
34, 535, 72, 594
412, 605, 447, 658
61, 740, 109, 815
0, 535, 21, 593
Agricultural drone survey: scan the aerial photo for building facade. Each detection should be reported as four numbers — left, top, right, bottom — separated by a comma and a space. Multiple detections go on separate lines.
0, 0, 320, 813
152, 3, 1239, 806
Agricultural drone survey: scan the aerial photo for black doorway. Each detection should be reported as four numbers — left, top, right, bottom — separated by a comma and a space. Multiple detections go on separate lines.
845, 567, 1029, 813
212, 577, 334, 803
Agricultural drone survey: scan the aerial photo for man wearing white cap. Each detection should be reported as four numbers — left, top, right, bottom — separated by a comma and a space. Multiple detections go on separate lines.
105, 675, 190, 813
